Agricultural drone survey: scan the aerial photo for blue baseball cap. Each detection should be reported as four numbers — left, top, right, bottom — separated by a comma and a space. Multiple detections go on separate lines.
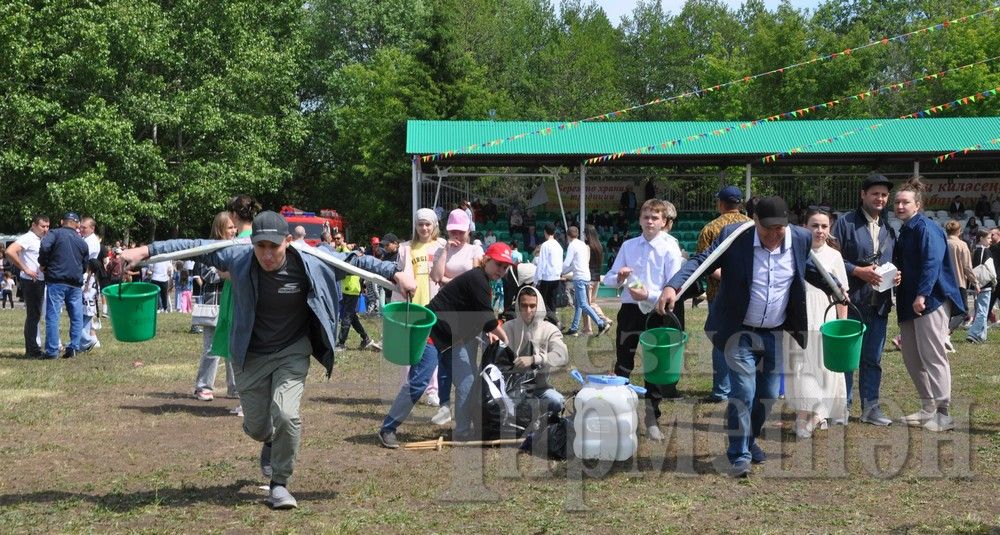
716, 186, 743, 203
63, 212, 80, 222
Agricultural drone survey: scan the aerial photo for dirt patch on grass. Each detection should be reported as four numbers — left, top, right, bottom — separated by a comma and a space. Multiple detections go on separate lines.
1, 310, 999, 533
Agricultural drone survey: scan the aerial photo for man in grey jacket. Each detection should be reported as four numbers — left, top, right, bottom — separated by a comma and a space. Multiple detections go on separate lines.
120, 211, 413, 509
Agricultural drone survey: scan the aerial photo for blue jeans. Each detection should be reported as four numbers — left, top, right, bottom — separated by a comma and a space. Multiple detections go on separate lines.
711, 345, 731, 399
437, 339, 480, 440
536, 387, 565, 414
968, 288, 992, 342
844, 305, 888, 410
707, 300, 730, 399
44, 283, 83, 356
724, 330, 782, 465
381, 343, 440, 433
570, 279, 604, 331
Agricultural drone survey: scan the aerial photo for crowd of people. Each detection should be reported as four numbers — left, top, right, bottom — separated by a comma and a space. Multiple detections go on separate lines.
3, 178, 997, 506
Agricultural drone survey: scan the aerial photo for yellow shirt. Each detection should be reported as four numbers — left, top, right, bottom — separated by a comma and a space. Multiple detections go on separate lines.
697, 211, 751, 301
410, 240, 435, 306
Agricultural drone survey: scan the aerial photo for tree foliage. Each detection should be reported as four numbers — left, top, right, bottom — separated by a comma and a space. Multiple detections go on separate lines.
1, 0, 998, 239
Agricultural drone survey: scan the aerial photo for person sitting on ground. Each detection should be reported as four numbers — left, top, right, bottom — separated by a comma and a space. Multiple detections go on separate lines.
503, 286, 569, 415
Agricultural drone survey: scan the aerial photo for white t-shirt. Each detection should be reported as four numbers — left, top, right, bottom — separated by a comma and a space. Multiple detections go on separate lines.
14, 231, 44, 281
562, 238, 591, 281
84, 233, 101, 260
1, 278, 14, 292
536, 238, 564, 282
149, 261, 172, 282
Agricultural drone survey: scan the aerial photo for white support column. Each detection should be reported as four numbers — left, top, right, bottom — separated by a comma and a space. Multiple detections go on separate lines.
553, 173, 569, 232
411, 157, 422, 230
579, 164, 587, 231
913, 160, 920, 177
744, 163, 752, 200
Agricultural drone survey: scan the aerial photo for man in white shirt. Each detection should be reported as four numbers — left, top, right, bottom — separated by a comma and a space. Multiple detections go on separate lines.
602, 200, 684, 441
4, 215, 50, 357
80, 217, 101, 260
534, 223, 564, 326
562, 226, 610, 337
292, 226, 307, 245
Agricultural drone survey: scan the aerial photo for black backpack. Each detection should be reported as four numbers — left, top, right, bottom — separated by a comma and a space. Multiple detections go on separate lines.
478, 341, 543, 440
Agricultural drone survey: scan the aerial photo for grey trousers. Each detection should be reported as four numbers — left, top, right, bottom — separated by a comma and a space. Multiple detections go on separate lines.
236, 336, 312, 485
194, 326, 236, 395
899, 302, 952, 411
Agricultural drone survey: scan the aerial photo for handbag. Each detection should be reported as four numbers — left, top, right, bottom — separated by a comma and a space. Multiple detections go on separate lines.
972, 257, 996, 288
192, 303, 220, 327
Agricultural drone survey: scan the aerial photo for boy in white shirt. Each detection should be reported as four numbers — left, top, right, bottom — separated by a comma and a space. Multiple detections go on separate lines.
602, 199, 685, 441
535, 223, 564, 326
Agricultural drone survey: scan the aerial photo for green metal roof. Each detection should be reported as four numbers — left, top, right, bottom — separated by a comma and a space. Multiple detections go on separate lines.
406, 118, 1000, 166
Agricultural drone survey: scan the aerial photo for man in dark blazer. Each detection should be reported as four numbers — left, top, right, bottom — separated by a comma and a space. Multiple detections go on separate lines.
831, 174, 895, 426
656, 196, 841, 478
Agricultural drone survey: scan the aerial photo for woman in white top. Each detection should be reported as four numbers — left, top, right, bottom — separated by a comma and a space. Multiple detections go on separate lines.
787, 208, 849, 438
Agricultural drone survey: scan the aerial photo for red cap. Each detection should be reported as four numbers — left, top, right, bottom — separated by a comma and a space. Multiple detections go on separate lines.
484, 242, 514, 265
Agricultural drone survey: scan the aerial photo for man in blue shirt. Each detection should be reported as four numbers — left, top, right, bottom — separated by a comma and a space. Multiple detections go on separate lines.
658, 197, 838, 477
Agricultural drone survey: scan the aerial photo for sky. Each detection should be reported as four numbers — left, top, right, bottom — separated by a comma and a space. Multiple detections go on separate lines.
593, 0, 823, 24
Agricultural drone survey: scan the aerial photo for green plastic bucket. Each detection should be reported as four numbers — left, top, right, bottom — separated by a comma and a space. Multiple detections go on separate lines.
639, 327, 688, 385
382, 302, 437, 366
820, 319, 866, 372
102, 282, 160, 342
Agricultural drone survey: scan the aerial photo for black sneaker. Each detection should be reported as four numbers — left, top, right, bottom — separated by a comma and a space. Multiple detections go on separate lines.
359, 338, 375, 351
335, 343, 347, 350
596, 322, 613, 337
378, 428, 400, 449
62, 348, 77, 359
563, 329, 579, 337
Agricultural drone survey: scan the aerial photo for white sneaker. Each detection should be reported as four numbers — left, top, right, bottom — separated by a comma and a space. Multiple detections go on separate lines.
901, 409, 935, 427
646, 425, 664, 441
423, 393, 440, 407
431, 406, 452, 425
923, 413, 954, 432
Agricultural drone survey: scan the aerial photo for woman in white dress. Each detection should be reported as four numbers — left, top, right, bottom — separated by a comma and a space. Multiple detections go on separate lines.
788, 208, 849, 438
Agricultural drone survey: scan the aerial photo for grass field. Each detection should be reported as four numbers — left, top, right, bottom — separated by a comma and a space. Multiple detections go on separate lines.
0, 302, 998, 534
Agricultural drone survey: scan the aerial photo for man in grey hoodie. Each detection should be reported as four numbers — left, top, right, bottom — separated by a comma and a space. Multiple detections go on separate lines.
503, 286, 569, 413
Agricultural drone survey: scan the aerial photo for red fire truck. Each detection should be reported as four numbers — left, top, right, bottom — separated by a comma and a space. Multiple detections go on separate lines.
280, 205, 346, 247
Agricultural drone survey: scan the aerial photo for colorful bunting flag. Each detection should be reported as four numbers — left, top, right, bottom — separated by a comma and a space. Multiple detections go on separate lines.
582, 56, 998, 166
419, 6, 1000, 163
760, 85, 1000, 163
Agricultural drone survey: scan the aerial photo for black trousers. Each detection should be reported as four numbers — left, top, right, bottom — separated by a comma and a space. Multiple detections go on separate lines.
536, 280, 561, 326
338, 293, 369, 344
152, 279, 170, 310
21, 278, 45, 355
614, 303, 686, 426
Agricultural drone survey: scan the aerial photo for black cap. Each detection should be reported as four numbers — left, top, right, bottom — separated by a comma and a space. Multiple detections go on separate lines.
755, 196, 789, 227
381, 233, 399, 244
861, 174, 893, 191
251, 211, 290, 245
